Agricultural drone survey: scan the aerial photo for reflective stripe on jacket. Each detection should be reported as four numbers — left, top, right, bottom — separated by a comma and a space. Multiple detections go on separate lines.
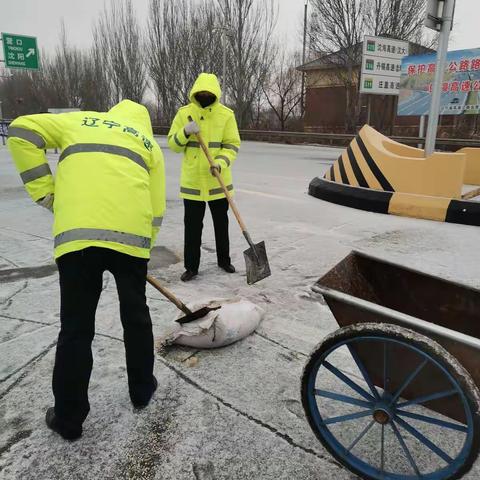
7, 100, 166, 259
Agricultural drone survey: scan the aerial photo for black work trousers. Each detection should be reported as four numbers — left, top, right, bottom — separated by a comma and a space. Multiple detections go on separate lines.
53, 247, 154, 430
184, 198, 230, 273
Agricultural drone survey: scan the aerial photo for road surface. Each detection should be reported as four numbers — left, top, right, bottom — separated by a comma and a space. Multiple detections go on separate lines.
1, 139, 480, 479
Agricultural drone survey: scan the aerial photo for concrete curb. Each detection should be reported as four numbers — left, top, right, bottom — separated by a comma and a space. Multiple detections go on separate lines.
309, 177, 480, 226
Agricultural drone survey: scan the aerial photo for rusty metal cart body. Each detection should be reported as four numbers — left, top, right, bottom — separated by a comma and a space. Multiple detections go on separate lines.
302, 251, 480, 480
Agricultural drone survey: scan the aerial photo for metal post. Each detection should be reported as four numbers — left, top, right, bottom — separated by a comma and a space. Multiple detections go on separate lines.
367, 96, 372, 125
0, 101, 4, 146
222, 28, 227, 100
390, 96, 397, 136
213, 26, 231, 101
301, 0, 308, 117
424, 0, 455, 157
418, 115, 426, 148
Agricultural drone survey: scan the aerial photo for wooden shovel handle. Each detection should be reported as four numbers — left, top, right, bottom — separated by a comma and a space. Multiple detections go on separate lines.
188, 116, 248, 233
146, 274, 192, 315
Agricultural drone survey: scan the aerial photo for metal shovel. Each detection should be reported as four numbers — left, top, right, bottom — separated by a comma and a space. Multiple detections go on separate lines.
147, 275, 220, 324
188, 116, 271, 285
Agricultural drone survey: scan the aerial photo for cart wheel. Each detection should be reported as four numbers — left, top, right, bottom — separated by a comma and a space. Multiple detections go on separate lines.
301, 323, 480, 480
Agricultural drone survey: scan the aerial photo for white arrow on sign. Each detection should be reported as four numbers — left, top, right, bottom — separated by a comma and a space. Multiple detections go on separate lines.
26, 48, 35, 58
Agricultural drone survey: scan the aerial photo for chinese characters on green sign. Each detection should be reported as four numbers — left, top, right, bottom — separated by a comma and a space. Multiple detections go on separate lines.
2, 33, 39, 70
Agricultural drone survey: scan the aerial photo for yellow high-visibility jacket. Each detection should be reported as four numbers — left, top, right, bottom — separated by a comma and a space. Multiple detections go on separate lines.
168, 73, 241, 202
7, 100, 166, 260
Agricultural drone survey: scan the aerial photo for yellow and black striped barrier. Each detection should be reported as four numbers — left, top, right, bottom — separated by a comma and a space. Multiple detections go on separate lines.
310, 125, 480, 226
309, 178, 480, 226
324, 133, 394, 192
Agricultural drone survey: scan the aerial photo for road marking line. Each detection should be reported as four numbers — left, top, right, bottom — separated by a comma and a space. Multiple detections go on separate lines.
236, 188, 305, 202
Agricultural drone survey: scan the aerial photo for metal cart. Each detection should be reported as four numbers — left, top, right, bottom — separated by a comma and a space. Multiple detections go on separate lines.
302, 251, 480, 480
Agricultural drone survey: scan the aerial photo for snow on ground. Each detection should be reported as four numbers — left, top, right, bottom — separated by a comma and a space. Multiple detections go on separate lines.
1, 138, 480, 479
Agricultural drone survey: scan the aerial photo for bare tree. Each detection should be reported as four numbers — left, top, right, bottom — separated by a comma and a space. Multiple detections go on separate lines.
262, 51, 302, 130
0, 70, 44, 117
147, 0, 223, 123
217, 0, 278, 128
94, 0, 147, 104
81, 45, 115, 111
308, 0, 364, 132
34, 24, 85, 108
309, 0, 364, 56
366, 0, 426, 39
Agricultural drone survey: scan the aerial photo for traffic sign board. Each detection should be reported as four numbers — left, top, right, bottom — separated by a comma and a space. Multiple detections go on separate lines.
1, 33, 39, 70
360, 35, 409, 96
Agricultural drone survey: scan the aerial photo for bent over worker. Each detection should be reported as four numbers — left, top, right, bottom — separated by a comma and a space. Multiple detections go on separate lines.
7, 100, 166, 440
168, 73, 241, 282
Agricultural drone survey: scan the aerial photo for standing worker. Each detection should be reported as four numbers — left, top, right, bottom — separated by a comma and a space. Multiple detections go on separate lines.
168, 73, 241, 282
7, 100, 166, 440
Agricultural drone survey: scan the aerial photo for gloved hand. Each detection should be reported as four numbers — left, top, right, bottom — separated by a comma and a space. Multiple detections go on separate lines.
210, 164, 221, 176
184, 120, 200, 136
37, 193, 54, 212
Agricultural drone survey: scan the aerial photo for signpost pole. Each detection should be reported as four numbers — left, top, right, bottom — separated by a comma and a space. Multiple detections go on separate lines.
390, 96, 397, 136
301, 0, 308, 117
0, 100, 4, 146
418, 115, 426, 148
367, 96, 372, 125
424, 0, 455, 157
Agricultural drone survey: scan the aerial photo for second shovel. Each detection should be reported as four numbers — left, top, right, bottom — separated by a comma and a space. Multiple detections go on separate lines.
188, 116, 271, 284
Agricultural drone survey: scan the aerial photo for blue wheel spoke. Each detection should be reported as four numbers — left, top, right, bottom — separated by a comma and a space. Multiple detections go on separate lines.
396, 410, 468, 433
347, 419, 376, 452
390, 421, 421, 477
390, 358, 428, 405
347, 344, 380, 400
397, 389, 458, 409
394, 415, 453, 464
324, 410, 372, 425
315, 389, 372, 408
323, 360, 375, 401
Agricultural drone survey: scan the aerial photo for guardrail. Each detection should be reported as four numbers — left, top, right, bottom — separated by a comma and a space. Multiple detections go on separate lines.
2, 119, 480, 150
152, 125, 480, 149
236, 129, 480, 149
0, 119, 11, 146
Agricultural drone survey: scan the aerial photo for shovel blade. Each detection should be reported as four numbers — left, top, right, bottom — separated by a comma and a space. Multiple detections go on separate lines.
243, 241, 271, 285
176, 305, 221, 324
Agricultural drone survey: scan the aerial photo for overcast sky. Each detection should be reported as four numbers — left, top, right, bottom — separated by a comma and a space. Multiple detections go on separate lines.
0, 0, 478, 58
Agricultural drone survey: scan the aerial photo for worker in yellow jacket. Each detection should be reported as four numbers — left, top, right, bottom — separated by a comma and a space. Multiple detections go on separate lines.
168, 73, 241, 281
7, 100, 165, 440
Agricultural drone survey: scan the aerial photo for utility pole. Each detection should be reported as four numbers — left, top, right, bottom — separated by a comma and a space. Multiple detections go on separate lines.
301, 0, 308, 117
424, 0, 456, 157
213, 26, 233, 102
222, 28, 228, 100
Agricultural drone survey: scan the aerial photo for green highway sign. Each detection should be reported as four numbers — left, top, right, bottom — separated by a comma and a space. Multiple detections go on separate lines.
2, 33, 39, 70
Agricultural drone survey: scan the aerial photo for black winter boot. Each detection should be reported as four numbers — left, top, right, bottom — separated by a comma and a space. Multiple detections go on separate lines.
45, 407, 82, 441
219, 263, 235, 273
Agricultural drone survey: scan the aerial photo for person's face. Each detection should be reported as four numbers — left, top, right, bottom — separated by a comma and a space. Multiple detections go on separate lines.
195, 91, 216, 108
